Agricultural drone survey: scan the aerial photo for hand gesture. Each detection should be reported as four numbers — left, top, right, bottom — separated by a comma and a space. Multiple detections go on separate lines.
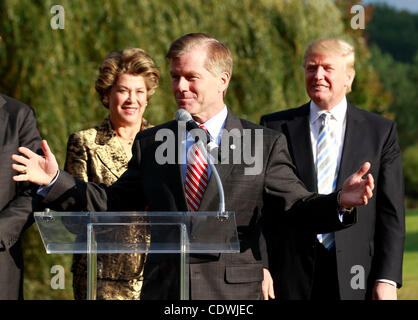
12, 140, 59, 186
340, 162, 374, 208
262, 268, 275, 300
372, 282, 397, 300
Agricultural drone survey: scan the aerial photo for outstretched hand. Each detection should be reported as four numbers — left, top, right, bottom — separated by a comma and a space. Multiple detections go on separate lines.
262, 268, 275, 300
340, 162, 374, 208
12, 140, 59, 186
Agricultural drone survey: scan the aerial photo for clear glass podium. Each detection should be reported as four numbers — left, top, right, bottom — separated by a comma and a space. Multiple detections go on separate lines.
34, 211, 240, 300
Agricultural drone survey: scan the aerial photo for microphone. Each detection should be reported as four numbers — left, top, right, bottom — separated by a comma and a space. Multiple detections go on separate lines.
175, 109, 218, 152
174, 109, 226, 216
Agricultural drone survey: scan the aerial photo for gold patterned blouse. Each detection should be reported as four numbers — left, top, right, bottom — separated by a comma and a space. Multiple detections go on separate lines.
64, 117, 152, 300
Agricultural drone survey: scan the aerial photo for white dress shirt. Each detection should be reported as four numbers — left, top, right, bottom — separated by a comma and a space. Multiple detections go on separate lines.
180, 105, 228, 182
309, 97, 396, 288
309, 97, 347, 181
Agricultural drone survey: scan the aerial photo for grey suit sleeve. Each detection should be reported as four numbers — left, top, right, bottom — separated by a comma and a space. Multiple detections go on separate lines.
43, 139, 146, 213
372, 122, 405, 287
263, 134, 356, 233
0, 106, 42, 249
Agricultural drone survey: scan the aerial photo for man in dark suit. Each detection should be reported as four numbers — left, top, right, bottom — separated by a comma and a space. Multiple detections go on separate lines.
260, 38, 405, 300
12, 34, 374, 300
0, 93, 42, 299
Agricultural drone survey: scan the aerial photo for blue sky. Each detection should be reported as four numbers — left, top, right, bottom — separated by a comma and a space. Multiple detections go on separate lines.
363, 0, 418, 13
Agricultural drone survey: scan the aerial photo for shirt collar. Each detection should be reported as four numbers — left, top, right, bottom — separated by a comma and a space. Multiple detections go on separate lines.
309, 96, 347, 125
198, 105, 228, 143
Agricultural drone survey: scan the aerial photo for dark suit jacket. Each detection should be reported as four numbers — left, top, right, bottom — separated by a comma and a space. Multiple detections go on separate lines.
260, 102, 405, 300
44, 110, 356, 300
64, 117, 153, 300
0, 94, 42, 299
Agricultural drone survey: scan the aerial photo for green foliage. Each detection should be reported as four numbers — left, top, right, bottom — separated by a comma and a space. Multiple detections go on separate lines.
333, 0, 392, 115
0, 0, 371, 166
365, 7, 418, 201
398, 209, 418, 299
403, 144, 418, 199
22, 224, 74, 299
370, 46, 418, 149
366, 3, 418, 63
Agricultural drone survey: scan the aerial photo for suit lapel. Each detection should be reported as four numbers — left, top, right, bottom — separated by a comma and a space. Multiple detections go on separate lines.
96, 145, 128, 179
173, 120, 189, 211
198, 110, 238, 212
336, 103, 365, 189
160, 120, 189, 211
286, 103, 317, 192
0, 95, 9, 148
94, 119, 129, 179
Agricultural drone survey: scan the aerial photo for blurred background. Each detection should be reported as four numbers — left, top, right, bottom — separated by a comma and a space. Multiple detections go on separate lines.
0, 0, 416, 299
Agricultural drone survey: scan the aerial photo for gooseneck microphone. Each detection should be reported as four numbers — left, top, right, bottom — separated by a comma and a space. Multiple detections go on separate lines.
175, 109, 218, 153
175, 109, 226, 216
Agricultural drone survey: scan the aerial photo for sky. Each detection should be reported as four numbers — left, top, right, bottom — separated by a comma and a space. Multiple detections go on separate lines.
363, 0, 418, 13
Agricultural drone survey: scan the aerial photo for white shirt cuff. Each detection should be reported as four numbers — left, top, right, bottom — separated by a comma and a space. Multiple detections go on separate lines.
376, 279, 397, 287
36, 170, 60, 198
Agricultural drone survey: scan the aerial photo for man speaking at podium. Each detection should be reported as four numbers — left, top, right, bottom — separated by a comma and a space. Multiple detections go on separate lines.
12, 33, 374, 300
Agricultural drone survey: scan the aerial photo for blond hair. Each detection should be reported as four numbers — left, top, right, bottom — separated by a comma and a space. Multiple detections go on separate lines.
304, 38, 355, 92
166, 33, 233, 77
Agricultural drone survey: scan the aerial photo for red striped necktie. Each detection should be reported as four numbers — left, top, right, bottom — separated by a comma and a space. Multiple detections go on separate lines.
185, 124, 209, 211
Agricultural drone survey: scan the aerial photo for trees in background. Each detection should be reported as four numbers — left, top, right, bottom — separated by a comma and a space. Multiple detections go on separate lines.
365, 3, 418, 204
366, 3, 418, 63
0, 0, 389, 164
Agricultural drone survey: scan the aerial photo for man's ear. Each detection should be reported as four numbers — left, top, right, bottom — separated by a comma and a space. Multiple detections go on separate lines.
346, 69, 356, 88
219, 71, 231, 92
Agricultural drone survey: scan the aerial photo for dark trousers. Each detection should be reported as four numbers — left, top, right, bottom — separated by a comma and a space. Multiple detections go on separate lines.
311, 241, 340, 300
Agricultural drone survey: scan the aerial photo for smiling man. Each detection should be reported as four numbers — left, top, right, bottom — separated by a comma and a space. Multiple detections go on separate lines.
304, 46, 354, 111
261, 38, 405, 300
169, 43, 231, 123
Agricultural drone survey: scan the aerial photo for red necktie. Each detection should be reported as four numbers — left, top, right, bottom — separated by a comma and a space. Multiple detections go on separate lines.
185, 125, 209, 211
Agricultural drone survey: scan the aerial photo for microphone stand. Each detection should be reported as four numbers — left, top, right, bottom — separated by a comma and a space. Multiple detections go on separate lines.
196, 139, 227, 219
175, 109, 227, 219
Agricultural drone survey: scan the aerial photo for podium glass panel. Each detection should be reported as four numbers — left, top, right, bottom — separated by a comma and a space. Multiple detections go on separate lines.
35, 211, 239, 300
